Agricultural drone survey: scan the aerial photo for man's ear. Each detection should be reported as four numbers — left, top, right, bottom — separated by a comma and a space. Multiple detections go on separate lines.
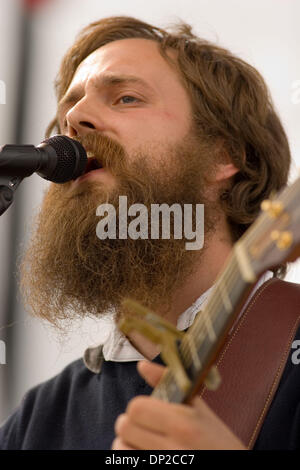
206, 143, 240, 184
214, 162, 239, 182
212, 145, 240, 183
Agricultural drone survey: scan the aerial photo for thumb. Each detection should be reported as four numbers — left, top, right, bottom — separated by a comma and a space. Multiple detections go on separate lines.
137, 360, 166, 388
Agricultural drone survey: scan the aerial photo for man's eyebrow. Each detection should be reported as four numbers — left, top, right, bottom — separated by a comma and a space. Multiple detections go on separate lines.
58, 73, 155, 110
96, 74, 155, 93
58, 87, 84, 111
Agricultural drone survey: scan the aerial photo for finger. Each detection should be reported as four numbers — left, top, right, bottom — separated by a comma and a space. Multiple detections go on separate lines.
191, 396, 217, 419
111, 436, 136, 450
115, 413, 171, 450
137, 360, 166, 388
127, 396, 194, 436
190, 396, 208, 412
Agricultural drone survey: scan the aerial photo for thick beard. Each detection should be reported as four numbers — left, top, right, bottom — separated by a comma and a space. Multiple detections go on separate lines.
19, 133, 218, 329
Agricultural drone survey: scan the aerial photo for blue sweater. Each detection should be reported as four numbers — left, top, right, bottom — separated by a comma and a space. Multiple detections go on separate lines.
0, 329, 300, 450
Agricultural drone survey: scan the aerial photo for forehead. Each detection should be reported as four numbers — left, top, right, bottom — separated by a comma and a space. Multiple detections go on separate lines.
68, 38, 185, 94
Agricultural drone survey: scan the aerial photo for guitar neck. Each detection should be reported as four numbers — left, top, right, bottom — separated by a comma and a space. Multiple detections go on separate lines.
151, 176, 300, 403
151, 251, 254, 403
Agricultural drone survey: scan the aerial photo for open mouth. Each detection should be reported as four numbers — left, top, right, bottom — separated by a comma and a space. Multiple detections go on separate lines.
84, 155, 103, 174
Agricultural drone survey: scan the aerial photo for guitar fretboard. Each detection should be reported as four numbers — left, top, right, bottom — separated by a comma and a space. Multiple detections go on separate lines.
152, 253, 251, 402
152, 177, 300, 403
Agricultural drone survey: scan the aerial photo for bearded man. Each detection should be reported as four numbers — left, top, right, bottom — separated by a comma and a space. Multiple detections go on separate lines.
0, 16, 299, 451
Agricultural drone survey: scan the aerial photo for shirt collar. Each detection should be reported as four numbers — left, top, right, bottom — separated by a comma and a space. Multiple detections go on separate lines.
83, 271, 273, 373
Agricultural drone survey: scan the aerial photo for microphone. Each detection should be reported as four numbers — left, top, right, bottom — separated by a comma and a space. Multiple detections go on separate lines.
0, 135, 87, 183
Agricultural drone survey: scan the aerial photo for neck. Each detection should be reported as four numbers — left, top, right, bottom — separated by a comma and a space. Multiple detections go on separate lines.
127, 220, 234, 359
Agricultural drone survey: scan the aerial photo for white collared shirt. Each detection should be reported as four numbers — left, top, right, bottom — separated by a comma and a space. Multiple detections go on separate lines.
85, 271, 273, 366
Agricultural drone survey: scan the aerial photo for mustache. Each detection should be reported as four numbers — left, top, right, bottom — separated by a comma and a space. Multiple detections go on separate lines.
73, 133, 127, 173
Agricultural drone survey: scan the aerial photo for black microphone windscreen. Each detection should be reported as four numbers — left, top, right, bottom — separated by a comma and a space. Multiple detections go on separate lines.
41, 135, 87, 183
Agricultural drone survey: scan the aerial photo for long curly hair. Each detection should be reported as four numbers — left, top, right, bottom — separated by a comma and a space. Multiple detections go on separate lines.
46, 16, 291, 277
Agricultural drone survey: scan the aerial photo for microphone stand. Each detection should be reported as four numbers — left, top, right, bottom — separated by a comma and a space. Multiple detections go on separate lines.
0, 175, 23, 216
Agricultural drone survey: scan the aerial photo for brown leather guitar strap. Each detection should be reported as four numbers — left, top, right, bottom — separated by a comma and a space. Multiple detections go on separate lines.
198, 277, 300, 449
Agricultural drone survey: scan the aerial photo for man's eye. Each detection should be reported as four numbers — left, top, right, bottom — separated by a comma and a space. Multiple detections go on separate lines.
118, 95, 139, 104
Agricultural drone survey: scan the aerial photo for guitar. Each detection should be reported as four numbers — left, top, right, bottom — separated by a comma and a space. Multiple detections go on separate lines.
119, 175, 300, 405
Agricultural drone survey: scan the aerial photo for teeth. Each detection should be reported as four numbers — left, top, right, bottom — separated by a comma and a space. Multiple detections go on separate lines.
86, 151, 103, 168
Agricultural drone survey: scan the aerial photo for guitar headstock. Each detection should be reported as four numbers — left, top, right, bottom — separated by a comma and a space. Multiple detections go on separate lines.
242, 176, 300, 277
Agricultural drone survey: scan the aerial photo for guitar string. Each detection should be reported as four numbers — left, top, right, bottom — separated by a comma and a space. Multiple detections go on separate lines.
179, 210, 275, 367
153, 226, 258, 398
180, 255, 239, 364
152, 179, 300, 398
153, 221, 264, 398
152, 255, 239, 399
179, 178, 299, 366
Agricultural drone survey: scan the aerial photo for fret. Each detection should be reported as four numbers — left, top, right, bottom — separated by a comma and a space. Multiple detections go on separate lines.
216, 279, 233, 313
234, 242, 256, 283
149, 176, 300, 404
153, 384, 169, 402
167, 376, 181, 397
178, 251, 251, 383
152, 370, 185, 403
201, 307, 217, 341
184, 333, 202, 369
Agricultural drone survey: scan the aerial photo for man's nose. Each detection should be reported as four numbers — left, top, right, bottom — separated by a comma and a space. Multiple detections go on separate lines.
65, 97, 101, 138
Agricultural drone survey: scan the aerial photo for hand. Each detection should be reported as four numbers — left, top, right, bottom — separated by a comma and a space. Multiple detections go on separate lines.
111, 361, 246, 450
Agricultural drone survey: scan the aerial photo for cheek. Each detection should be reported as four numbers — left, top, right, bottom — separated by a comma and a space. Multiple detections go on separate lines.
152, 104, 192, 139
159, 110, 190, 138
120, 110, 189, 151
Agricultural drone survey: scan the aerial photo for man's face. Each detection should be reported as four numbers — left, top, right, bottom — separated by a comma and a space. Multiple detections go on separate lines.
20, 39, 218, 327
58, 38, 193, 183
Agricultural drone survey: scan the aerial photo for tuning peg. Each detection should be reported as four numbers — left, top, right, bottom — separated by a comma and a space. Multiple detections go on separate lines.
261, 199, 284, 218
270, 230, 293, 250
